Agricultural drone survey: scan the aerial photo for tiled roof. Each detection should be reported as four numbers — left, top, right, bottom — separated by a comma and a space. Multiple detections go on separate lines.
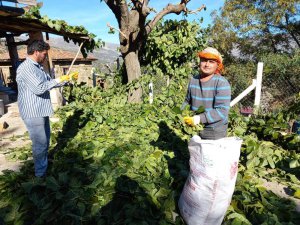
0, 47, 97, 62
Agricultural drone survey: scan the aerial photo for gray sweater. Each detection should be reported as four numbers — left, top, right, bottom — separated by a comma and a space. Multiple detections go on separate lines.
183, 74, 231, 138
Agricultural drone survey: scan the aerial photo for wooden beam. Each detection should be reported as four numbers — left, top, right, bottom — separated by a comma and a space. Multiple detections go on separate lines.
1, 0, 37, 6
0, 17, 91, 41
0, 5, 24, 16
7, 40, 28, 46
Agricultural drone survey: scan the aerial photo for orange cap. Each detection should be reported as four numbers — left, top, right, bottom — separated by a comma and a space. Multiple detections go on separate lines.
197, 47, 224, 74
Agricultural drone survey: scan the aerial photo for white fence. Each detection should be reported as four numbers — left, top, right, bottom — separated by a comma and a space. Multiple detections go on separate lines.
230, 62, 263, 113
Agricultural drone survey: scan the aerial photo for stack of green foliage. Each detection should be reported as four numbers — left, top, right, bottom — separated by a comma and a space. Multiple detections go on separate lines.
1, 18, 300, 225
1, 72, 300, 224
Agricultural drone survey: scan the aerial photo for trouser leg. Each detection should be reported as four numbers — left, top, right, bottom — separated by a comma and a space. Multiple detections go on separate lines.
23, 117, 50, 177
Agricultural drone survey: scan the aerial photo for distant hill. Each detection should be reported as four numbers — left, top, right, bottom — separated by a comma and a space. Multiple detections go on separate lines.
0, 36, 121, 72
48, 37, 120, 64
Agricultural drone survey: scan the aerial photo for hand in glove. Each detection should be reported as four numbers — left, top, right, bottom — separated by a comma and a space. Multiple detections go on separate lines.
184, 115, 201, 126
58, 71, 79, 82
69, 71, 79, 80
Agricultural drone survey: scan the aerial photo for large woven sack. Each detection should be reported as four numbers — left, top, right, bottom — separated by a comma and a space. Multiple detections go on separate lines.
178, 136, 243, 225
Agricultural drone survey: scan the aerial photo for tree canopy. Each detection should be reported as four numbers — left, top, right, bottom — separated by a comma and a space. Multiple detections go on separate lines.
210, 0, 300, 61
141, 19, 209, 78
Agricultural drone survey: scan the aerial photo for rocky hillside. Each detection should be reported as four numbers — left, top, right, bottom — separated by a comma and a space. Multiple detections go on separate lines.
48, 36, 120, 64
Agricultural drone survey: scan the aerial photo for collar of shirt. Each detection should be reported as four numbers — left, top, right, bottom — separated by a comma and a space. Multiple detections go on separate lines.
26, 57, 49, 80
26, 57, 45, 70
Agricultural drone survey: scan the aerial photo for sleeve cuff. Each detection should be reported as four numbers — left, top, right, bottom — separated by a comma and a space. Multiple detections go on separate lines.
199, 113, 208, 124
193, 115, 201, 125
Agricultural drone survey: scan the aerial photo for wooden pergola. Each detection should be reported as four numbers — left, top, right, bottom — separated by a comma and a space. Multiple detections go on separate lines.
0, 0, 93, 89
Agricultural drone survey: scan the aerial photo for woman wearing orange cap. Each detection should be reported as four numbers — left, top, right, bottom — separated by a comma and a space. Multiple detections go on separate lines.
183, 47, 231, 140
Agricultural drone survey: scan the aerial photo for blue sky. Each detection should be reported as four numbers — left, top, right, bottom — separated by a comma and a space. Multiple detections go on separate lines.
36, 0, 224, 44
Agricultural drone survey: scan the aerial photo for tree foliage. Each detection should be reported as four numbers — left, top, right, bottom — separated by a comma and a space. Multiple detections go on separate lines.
141, 19, 209, 79
210, 0, 300, 61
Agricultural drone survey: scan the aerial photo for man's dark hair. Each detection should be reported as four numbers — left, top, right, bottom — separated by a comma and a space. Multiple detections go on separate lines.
27, 40, 50, 55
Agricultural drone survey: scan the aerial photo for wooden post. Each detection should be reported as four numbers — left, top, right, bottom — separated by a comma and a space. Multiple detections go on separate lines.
254, 62, 263, 114
5, 34, 19, 89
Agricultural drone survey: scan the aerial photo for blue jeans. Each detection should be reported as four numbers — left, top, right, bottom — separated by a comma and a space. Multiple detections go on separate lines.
23, 117, 50, 177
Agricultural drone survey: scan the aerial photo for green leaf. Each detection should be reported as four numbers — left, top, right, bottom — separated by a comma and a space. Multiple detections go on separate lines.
267, 156, 275, 169
54, 23, 62, 31
227, 212, 252, 225
47, 20, 54, 28
46, 176, 60, 191
21, 182, 34, 193
289, 159, 300, 168
172, 107, 182, 114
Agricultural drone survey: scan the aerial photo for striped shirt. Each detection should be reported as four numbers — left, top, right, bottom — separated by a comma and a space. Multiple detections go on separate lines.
16, 57, 60, 119
183, 74, 231, 129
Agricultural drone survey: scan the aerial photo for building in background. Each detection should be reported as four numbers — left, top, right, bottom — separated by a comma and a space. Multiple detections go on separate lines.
0, 46, 97, 87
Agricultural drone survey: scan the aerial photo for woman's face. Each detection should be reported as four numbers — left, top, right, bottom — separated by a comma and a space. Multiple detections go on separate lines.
199, 58, 218, 76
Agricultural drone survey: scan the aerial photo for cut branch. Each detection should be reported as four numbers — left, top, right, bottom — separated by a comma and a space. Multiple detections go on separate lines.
107, 23, 127, 39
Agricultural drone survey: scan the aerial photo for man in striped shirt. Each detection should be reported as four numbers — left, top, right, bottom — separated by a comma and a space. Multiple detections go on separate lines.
16, 40, 78, 177
183, 47, 231, 140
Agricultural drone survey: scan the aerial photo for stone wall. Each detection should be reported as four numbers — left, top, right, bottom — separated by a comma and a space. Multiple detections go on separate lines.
54, 64, 94, 86
0, 64, 95, 87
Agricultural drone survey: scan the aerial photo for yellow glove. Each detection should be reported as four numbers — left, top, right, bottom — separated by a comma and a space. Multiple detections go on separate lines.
59, 72, 79, 82
59, 74, 70, 82
69, 71, 79, 80
184, 116, 201, 126
184, 116, 194, 126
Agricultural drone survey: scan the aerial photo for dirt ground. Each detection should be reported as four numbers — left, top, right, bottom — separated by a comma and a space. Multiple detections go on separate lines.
262, 178, 300, 212
0, 102, 299, 213
0, 102, 30, 174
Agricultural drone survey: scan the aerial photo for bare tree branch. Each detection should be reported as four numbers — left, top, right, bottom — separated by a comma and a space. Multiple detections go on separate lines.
186, 4, 206, 15
145, 1, 190, 34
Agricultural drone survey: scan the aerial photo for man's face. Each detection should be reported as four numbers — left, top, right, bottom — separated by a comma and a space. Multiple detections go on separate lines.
35, 50, 48, 63
199, 58, 218, 76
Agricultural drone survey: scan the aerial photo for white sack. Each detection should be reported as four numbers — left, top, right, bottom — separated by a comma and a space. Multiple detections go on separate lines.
178, 136, 243, 225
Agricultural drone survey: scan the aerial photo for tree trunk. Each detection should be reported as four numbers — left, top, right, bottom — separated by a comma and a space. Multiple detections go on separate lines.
124, 51, 142, 103
104, 0, 196, 103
